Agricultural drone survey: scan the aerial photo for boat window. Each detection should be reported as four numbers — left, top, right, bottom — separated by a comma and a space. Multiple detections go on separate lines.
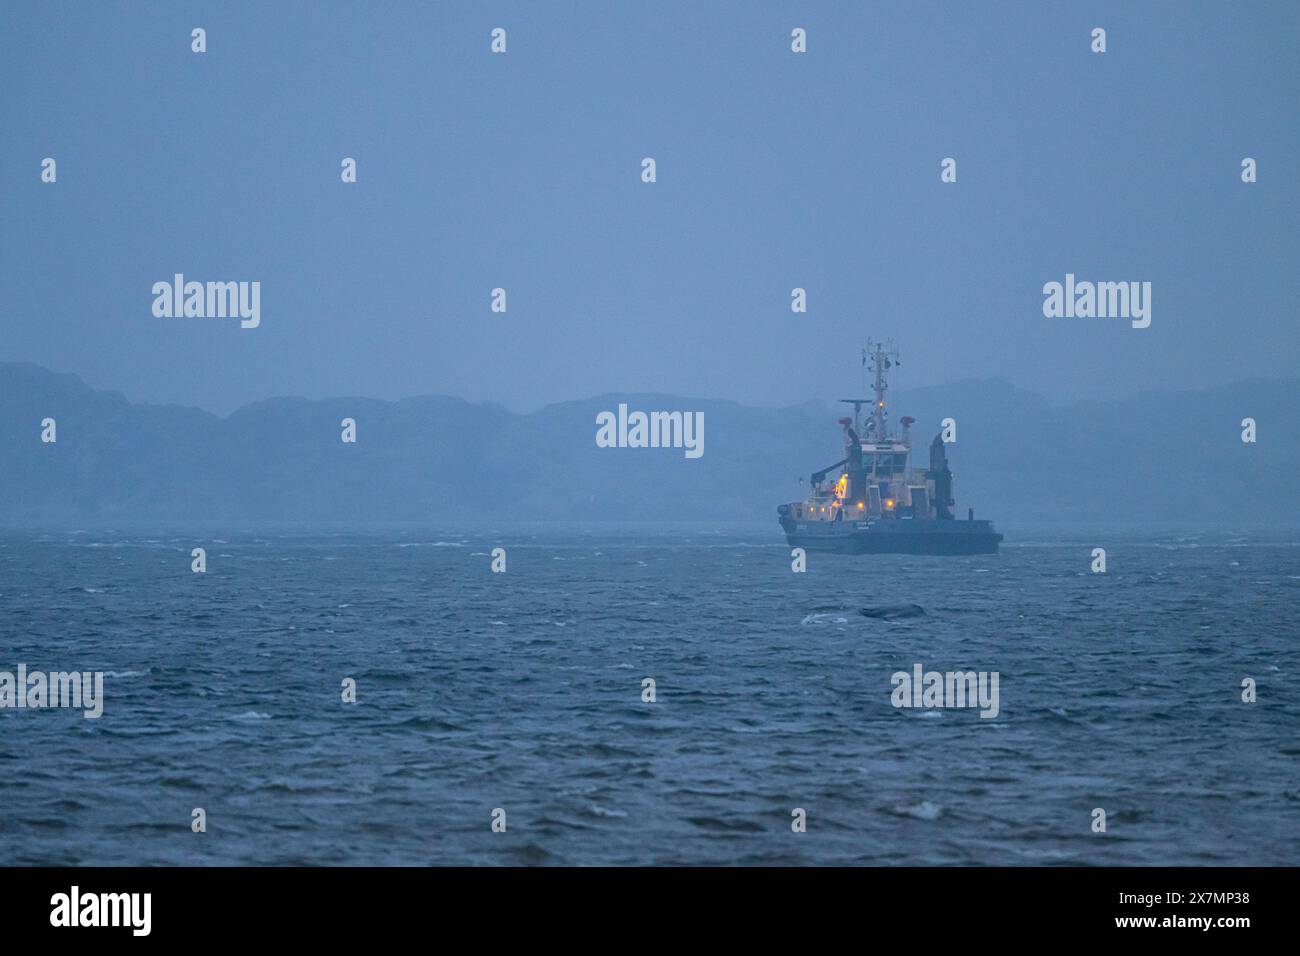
868, 453, 908, 473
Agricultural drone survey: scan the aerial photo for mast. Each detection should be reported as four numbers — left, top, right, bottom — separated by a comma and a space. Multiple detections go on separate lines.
865, 338, 898, 440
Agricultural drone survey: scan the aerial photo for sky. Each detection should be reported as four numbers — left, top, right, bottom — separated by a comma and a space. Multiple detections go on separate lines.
2, 1, 1297, 415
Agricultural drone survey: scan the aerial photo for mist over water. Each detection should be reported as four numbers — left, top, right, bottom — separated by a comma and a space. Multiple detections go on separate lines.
3, 526, 1296, 865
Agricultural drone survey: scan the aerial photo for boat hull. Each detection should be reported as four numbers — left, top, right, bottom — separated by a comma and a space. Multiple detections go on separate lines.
780, 517, 1003, 555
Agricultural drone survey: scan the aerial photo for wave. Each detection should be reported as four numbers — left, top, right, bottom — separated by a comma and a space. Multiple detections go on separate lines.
231, 711, 272, 721
889, 801, 942, 821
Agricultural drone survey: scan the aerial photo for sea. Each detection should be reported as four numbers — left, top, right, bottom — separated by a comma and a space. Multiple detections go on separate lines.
2, 526, 1297, 866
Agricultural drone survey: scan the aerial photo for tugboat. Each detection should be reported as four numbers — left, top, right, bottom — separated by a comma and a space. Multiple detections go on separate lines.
777, 340, 1003, 555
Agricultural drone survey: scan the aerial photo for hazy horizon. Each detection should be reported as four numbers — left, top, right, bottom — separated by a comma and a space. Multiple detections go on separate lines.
8, 356, 1299, 420
5, 358, 1292, 530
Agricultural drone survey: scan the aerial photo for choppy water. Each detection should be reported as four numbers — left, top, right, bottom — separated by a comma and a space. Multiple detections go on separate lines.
2, 527, 1298, 865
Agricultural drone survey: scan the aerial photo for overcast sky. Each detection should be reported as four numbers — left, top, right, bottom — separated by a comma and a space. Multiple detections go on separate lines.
2, 1, 1296, 415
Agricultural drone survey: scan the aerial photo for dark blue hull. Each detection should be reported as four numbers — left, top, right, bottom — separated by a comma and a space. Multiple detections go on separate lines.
781, 517, 1002, 554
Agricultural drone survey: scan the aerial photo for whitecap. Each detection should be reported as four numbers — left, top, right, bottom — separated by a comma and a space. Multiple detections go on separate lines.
801, 612, 849, 625
892, 801, 942, 821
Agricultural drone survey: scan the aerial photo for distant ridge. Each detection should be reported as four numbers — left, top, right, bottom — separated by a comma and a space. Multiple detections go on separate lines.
1, 363, 1296, 528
